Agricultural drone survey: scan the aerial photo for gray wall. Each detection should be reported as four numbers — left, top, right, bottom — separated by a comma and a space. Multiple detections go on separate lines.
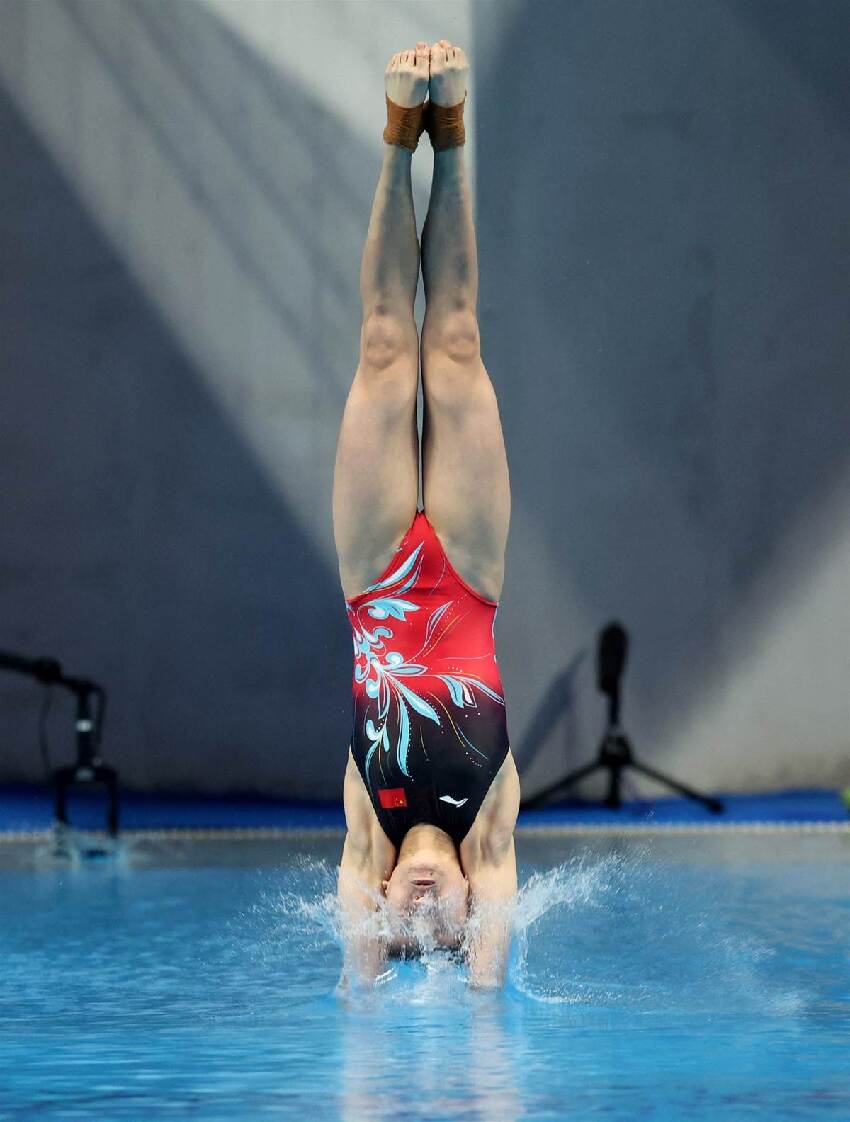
0, 1, 847, 800
473, 0, 850, 796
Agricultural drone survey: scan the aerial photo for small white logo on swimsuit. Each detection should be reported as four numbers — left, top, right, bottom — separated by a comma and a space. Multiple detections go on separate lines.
439, 795, 468, 807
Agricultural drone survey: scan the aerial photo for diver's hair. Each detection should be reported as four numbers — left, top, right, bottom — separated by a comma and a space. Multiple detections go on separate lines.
386, 938, 466, 961
385, 898, 467, 958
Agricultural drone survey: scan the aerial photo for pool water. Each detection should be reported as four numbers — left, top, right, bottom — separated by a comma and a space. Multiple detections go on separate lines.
1, 830, 848, 1120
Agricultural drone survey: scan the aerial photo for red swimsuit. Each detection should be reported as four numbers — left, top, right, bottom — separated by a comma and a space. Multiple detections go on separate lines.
346, 509, 510, 848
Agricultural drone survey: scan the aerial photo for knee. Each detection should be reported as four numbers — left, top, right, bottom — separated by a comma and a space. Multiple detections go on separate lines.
360, 309, 418, 373
422, 306, 481, 367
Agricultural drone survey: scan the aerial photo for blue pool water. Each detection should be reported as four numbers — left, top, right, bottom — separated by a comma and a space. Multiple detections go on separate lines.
1, 830, 848, 1120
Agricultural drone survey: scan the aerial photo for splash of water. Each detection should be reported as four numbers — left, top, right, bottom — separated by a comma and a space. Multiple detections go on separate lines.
259, 849, 806, 1014
508, 850, 629, 1003
259, 852, 622, 999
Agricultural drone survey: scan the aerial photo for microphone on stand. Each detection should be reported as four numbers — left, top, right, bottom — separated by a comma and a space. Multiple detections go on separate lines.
597, 622, 627, 729
597, 622, 627, 696
521, 620, 723, 814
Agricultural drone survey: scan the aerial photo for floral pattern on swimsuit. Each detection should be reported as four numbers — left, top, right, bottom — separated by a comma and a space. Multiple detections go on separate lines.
345, 510, 510, 847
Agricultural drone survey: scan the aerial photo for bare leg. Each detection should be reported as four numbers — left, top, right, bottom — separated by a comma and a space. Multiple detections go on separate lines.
420, 41, 510, 602
333, 45, 430, 601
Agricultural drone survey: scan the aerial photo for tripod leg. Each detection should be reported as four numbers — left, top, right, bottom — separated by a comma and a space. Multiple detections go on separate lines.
606, 761, 622, 809
102, 768, 120, 836
53, 769, 71, 826
629, 760, 723, 813
521, 759, 604, 809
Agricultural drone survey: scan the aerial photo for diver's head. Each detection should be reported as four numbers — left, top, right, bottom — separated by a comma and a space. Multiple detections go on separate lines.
382, 824, 470, 952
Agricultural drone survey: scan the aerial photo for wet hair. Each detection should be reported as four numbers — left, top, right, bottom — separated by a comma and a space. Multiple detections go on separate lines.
386, 935, 465, 961
384, 895, 466, 958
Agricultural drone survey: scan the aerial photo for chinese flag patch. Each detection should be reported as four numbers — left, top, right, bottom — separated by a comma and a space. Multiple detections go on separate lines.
378, 787, 408, 809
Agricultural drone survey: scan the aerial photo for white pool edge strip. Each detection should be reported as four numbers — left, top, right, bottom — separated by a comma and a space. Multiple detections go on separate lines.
0, 820, 848, 843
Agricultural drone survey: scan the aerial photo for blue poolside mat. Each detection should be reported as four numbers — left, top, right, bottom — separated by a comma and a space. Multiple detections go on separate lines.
0, 783, 846, 833
518, 788, 848, 827
0, 785, 346, 833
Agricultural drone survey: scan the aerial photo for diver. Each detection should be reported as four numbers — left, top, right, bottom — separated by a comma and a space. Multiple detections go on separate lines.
333, 41, 520, 989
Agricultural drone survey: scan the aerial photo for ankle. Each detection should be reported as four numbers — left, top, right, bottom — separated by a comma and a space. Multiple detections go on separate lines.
382, 144, 413, 172
432, 148, 465, 176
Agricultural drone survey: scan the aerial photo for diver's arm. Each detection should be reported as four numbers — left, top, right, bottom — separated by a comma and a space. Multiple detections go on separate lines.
337, 751, 397, 990
465, 835, 518, 989
337, 832, 391, 988
461, 754, 521, 988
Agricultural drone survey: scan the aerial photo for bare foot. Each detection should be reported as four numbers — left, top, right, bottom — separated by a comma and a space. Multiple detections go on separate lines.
429, 40, 468, 107
385, 42, 430, 108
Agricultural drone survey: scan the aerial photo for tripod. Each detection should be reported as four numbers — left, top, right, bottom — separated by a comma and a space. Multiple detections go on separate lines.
0, 651, 119, 835
521, 623, 723, 813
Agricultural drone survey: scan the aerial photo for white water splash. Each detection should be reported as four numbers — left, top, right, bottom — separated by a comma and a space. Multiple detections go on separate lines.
256, 849, 807, 1015
257, 852, 624, 998
508, 851, 629, 1003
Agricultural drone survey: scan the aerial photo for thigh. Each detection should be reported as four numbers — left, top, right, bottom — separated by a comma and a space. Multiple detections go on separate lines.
332, 361, 419, 602
421, 357, 511, 601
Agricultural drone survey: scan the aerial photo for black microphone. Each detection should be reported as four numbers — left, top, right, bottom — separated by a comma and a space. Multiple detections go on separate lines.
0, 651, 64, 684
597, 622, 628, 697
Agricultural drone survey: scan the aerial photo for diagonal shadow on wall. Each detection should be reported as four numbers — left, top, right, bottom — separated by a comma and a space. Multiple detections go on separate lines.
0, 71, 355, 798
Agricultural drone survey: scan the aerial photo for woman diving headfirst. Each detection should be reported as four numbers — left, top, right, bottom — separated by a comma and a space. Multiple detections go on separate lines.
333, 40, 520, 989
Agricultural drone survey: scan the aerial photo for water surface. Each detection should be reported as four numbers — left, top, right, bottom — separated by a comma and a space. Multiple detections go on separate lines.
1, 831, 848, 1120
